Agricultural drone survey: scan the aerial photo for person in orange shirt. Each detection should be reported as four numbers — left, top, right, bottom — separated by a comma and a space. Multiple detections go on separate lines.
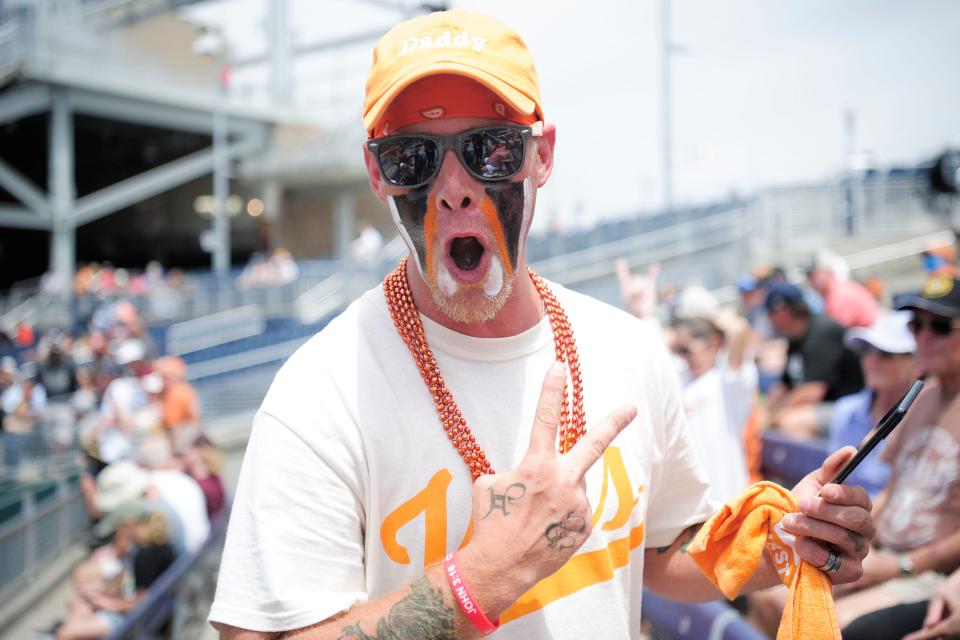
152, 356, 199, 448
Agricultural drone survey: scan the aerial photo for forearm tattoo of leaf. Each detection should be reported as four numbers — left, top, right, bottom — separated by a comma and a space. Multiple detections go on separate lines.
337, 577, 454, 640
481, 482, 527, 519
544, 512, 587, 550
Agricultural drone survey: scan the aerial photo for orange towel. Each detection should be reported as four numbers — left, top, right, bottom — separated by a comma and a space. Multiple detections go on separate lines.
686, 481, 840, 640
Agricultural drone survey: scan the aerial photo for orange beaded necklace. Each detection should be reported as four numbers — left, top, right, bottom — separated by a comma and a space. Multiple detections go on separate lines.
383, 258, 585, 480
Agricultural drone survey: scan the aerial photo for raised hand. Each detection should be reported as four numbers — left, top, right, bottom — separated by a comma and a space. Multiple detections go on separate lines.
616, 259, 660, 320
457, 362, 637, 615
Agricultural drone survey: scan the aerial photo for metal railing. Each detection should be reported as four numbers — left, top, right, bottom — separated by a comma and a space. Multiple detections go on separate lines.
166, 305, 266, 357
0, 474, 89, 607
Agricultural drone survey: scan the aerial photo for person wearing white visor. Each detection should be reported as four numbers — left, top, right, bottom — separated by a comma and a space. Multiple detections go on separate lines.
828, 311, 917, 495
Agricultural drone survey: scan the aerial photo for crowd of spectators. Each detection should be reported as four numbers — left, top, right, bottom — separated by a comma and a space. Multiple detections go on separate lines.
617, 243, 960, 639
0, 271, 225, 639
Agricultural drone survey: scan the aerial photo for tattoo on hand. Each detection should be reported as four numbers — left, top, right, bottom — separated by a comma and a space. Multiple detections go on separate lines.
545, 513, 587, 550
481, 482, 526, 520
847, 530, 865, 555
337, 577, 453, 640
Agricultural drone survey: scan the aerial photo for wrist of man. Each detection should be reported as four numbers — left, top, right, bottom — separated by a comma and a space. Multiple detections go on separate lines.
454, 545, 529, 620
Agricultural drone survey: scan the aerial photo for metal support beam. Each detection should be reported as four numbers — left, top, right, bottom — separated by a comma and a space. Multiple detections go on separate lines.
48, 88, 76, 297
268, 0, 293, 105
0, 156, 50, 216
72, 135, 261, 228
333, 190, 355, 259
69, 90, 216, 136
0, 205, 53, 230
68, 89, 262, 146
0, 84, 51, 126
212, 67, 231, 274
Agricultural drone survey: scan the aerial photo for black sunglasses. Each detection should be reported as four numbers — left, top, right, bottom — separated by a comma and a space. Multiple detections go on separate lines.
367, 123, 541, 189
907, 316, 960, 337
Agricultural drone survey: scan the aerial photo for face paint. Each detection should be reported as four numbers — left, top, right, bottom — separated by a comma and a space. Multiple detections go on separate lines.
389, 178, 532, 287
388, 187, 431, 281
387, 177, 534, 322
482, 179, 532, 276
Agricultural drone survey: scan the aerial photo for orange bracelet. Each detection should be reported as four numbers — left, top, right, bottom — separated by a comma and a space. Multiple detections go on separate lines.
443, 552, 500, 635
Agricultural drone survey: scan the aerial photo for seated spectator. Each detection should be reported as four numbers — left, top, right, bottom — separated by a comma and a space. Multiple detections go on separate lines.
38, 342, 78, 399
828, 311, 917, 494
672, 313, 757, 503
90, 339, 149, 464
94, 461, 189, 555
57, 504, 175, 640
844, 564, 960, 640
152, 356, 200, 449
181, 441, 226, 521
763, 282, 865, 439
807, 249, 878, 328
749, 276, 960, 635
921, 242, 958, 279
137, 435, 211, 554
1, 364, 48, 474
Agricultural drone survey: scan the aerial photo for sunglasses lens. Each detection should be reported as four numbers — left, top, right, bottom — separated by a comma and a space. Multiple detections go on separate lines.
932, 319, 953, 335
461, 127, 525, 180
377, 137, 439, 187
908, 317, 954, 336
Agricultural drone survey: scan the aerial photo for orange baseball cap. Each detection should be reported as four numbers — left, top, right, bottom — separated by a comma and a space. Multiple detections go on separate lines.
364, 9, 544, 138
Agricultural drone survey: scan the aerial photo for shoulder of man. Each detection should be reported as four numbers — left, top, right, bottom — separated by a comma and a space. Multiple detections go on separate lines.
551, 281, 666, 349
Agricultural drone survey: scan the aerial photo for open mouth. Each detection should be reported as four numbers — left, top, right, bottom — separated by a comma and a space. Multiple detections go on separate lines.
449, 236, 485, 271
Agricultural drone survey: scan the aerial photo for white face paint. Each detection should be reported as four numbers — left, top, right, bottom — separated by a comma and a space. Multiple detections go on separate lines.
484, 255, 504, 298
387, 195, 427, 281
437, 262, 458, 297
516, 178, 534, 269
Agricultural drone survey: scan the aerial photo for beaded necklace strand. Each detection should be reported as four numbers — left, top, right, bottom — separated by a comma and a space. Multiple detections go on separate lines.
383, 258, 586, 480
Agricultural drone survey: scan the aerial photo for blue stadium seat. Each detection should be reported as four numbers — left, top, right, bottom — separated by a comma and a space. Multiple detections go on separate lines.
761, 431, 829, 487
643, 591, 767, 640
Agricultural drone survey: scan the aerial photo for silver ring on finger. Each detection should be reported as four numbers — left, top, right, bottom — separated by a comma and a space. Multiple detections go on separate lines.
817, 550, 842, 575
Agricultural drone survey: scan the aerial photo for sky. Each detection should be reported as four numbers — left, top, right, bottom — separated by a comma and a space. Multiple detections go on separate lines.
183, 0, 960, 233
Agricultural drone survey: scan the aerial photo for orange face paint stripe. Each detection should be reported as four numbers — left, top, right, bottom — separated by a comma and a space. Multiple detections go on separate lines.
423, 197, 439, 285
478, 195, 514, 279
499, 523, 646, 625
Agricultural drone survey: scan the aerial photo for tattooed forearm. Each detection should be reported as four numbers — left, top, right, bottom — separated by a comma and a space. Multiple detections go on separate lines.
544, 512, 587, 550
481, 482, 526, 519
657, 523, 701, 555
337, 577, 454, 640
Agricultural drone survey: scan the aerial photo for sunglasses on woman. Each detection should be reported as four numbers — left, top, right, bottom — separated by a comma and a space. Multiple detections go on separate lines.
906, 316, 960, 337
366, 123, 542, 189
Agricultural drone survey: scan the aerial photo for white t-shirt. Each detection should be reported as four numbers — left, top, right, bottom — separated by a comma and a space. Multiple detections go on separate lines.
150, 469, 210, 554
210, 283, 715, 637
679, 358, 757, 505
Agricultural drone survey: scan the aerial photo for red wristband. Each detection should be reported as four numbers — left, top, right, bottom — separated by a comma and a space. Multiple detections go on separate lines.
443, 552, 500, 635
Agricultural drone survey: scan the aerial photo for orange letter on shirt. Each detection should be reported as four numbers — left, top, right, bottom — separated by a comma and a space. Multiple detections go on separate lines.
381, 468, 451, 566
591, 446, 641, 531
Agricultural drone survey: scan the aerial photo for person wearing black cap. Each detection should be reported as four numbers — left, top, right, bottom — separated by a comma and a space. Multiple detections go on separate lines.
792, 275, 960, 631
763, 282, 865, 440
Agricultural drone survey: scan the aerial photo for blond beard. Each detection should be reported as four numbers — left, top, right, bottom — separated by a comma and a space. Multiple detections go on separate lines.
429, 272, 514, 324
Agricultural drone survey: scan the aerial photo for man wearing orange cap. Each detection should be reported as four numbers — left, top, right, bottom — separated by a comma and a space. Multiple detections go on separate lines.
211, 10, 875, 639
